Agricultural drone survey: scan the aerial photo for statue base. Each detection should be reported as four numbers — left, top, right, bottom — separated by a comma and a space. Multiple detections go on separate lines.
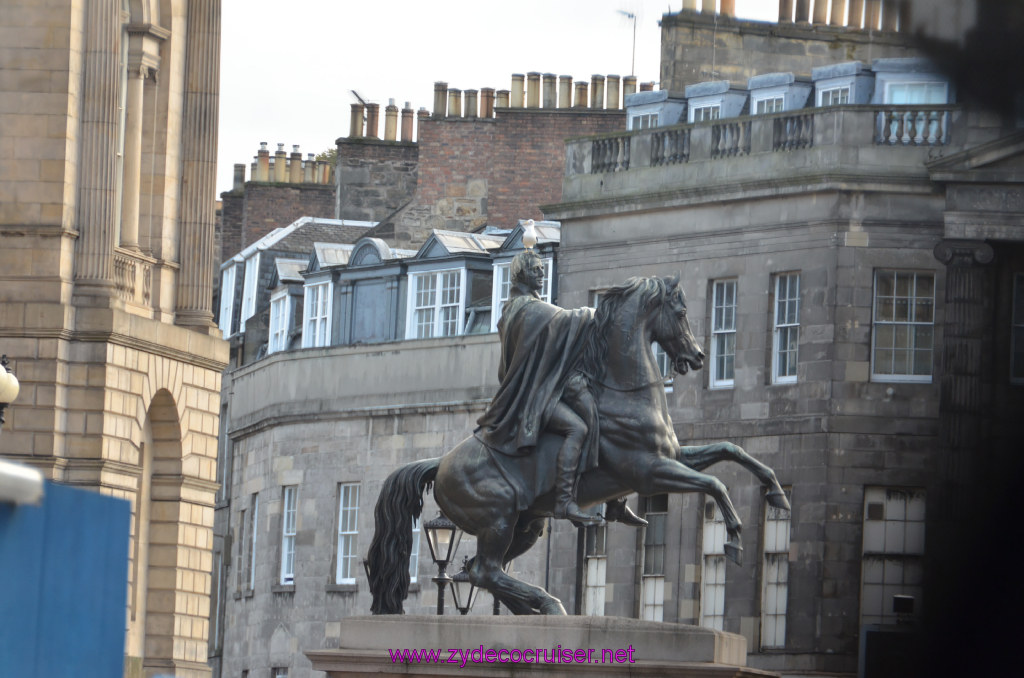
307, 615, 778, 677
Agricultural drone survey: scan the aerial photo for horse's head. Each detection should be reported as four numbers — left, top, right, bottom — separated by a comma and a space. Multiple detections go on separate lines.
652, 275, 705, 375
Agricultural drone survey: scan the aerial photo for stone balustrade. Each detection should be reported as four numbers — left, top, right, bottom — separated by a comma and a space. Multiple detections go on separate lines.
568, 104, 957, 177
113, 248, 154, 307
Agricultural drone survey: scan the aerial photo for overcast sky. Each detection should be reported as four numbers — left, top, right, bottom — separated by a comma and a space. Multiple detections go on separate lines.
217, 1, 778, 194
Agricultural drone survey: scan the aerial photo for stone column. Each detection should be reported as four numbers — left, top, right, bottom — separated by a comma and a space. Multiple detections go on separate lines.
119, 62, 147, 251
881, 0, 899, 30
74, 0, 121, 294
830, 0, 847, 25
865, 0, 881, 29
175, 0, 220, 329
779, 0, 795, 22
848, 0, 865, 27
812, 0, 828, 23
933, 239, 995, 517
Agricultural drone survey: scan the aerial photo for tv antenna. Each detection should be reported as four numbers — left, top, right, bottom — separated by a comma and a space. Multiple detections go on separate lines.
617, 10, 637, 76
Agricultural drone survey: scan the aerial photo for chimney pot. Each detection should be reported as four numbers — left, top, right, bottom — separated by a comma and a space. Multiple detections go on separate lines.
511, 74, 525, 108
591, 74, 606, 109
259, 141, 268, 151
365, 102, 380, 138
433, 81, 448, 117
558, 76, 572, 108
526, 72, 541, 108
606, 75, 621, 110
350, 103, 365, 138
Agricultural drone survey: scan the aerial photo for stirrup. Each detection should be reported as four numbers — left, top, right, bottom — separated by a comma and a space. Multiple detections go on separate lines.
555, 503, 602, 526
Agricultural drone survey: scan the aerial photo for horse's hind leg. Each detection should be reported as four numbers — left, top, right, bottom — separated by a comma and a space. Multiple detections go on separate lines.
468, 518, 567, 615
678, 442, 791, 511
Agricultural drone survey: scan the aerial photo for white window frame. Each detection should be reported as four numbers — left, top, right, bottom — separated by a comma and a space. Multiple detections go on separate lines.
871, 270, 935, 382
583, 524, 608, 616
409, 517, 420, 583
268, 289, 290, 355
640, 495, 668, 622
247, 494, 259, 590
761, 493, 791, 649
218, 264, 237, 336
240, 253, 260, 331
630, 112, 659, 130
652, 343, 674, 392
700, 499, 727, 631
860, 487, 925, 627
690, 103, 721, 123
407, 268, 466, 339
1012, 273, 1024, 383
491, 257, 552, 331
280, 486, 297, 585
336, 483, 360, 584
883, 80, 948, 105
772, 273, 800, 384
710, 279, 737, 389
817, 84, 851, 107
753, 95, 785, 114
302, 281, 333, 348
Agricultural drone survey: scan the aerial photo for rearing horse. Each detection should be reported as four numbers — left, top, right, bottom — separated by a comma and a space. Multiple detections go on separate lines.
367, 275, 790, 615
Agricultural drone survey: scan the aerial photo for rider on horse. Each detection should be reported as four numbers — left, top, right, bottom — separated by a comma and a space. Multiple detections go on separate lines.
474, 242, 645, 527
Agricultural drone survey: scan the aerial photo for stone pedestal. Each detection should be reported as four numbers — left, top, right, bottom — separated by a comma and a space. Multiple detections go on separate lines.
307, 615, 778, 677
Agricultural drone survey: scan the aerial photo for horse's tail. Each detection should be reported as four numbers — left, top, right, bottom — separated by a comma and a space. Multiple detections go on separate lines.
367, 457, 440, 614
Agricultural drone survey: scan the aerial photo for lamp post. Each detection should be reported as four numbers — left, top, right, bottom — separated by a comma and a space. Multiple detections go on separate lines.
449, 556, 478, 616
0, 355, 20, 437
422, 512, 462, 615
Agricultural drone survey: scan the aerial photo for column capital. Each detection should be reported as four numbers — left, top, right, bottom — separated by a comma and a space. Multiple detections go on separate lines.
933, 239, 994, 266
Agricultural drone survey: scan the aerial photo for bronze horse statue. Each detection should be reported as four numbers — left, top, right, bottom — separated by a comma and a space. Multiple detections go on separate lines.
367, 275, 790, 615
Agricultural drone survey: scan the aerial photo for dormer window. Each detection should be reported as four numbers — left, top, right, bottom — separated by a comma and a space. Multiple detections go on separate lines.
691, 104, 721, 122
630, 113, 659, 130
267, 289, 290, 354
885, 82, 948, 104
408, 269, 465, 339
302, 281, 332, 348
819, 86, 851, 106
753, 96, 784, 114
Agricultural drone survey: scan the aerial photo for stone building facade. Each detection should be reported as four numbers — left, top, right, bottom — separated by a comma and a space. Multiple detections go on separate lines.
0, 1, 228, 676
211, 4, 1024, 678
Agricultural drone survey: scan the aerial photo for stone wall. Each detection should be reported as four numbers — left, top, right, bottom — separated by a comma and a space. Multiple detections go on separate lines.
384, 108, 624, 247
218, 183, 335, 263
335, 139, 418, 223
659, 10, 918, 92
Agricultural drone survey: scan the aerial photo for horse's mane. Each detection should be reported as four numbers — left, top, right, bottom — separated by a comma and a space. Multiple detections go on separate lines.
580, 276, 670, 384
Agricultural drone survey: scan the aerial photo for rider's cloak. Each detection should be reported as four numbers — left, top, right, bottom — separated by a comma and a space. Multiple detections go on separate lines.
474, 288, 597, 469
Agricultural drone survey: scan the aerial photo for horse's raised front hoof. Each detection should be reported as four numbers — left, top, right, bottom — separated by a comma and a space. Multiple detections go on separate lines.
724, 541, 743, 566
539, 599, 568, 615
766, 489, 791, 511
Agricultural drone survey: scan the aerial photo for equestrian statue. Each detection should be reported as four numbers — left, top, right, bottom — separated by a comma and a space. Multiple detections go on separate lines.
367, 224, 790, 615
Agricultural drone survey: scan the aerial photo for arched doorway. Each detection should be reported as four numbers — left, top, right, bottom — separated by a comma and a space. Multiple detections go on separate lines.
126, 389, 183, 678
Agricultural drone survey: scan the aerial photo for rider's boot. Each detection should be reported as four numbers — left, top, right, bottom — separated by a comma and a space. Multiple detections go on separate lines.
604, 497, 647, 527
554, 441, 601, 525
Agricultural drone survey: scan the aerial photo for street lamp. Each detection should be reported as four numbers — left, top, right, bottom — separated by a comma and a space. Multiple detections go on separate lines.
422, 512, 462, 615
449, 557, 478, 615
0, 355, 20, 434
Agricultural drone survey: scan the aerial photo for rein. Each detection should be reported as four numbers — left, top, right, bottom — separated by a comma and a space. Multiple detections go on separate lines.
595, 375, 673, 393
